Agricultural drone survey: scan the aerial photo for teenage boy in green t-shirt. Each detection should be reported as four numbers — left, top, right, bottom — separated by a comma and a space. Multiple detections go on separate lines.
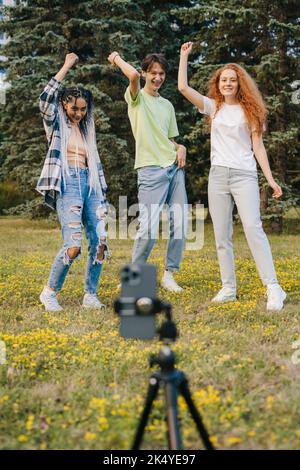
108, 51, 187, 292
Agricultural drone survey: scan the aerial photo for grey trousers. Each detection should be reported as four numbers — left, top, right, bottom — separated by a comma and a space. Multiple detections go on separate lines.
208, 165, 277, 290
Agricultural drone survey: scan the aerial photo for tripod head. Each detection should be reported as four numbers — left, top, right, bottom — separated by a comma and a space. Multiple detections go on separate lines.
150, 345, 176, 371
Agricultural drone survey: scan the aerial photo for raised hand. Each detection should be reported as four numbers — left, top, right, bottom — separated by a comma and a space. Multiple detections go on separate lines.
63, 53, 79, 70
54, 53, 79, 82
180, 42, 193, 57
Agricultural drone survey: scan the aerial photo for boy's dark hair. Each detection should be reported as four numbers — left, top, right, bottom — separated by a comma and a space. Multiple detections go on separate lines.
58, 86, 93, 137
141, 53, 169, 73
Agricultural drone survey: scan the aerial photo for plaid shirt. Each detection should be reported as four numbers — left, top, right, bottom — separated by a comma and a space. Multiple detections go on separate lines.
36, 77, 108, 210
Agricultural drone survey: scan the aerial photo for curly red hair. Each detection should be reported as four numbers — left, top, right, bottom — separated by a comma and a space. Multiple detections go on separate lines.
207, 63, 267, 134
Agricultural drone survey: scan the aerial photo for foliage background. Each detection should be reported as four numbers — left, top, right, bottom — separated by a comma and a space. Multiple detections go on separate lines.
0, 0, 299, 227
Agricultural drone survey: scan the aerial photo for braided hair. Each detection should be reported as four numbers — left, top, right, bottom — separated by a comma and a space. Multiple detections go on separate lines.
58, 86, 94, 137
56, 85, 102, 196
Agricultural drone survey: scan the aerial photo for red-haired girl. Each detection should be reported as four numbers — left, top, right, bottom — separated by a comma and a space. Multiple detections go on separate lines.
178, 42, 286, 311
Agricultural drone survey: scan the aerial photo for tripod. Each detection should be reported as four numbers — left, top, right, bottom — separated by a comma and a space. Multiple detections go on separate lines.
132, 334, 214, 450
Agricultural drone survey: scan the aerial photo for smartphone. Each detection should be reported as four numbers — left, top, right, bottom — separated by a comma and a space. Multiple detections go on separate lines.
119, 264, 157, 340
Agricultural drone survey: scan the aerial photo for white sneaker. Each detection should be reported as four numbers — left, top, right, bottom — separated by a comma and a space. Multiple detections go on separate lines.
82, 293, 106, 309
267, 284, 286, 311
40, 286, 63, 311
211, 287, 236, 303
161, 270, 183, 293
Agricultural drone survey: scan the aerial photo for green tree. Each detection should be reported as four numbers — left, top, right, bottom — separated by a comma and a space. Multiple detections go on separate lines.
0, 0, 193, 215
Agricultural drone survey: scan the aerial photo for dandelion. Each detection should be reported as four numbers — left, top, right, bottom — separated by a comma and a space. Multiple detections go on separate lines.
225, 436, 242, 446
84, 432, 97, 441
209, 435, 219, 447
26, 414, 34, 432
97, 417, 109, 432
266, 395, 274, 410
0, 395, 9, 405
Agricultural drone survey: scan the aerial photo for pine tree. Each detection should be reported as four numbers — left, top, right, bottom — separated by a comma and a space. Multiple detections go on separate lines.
0, 0, 193, 215
2, 0, 297, 227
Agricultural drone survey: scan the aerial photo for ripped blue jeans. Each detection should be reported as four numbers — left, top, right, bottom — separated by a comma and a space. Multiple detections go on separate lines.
47, 168, 108, 294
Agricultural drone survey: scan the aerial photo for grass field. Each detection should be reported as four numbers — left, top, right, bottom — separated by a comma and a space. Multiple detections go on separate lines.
0, 217, 299, 450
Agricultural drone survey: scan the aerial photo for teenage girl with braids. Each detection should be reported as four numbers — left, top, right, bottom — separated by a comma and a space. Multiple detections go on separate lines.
178, 42, 286, 311
37, 53, 109, 311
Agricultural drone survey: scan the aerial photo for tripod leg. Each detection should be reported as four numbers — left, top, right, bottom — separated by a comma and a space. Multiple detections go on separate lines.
132, 373, 160, 450
165, 379, 182, 450
179, 375, 215, 450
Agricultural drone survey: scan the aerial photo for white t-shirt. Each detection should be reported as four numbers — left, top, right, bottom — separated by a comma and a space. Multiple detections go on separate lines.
200, 96, 257, 171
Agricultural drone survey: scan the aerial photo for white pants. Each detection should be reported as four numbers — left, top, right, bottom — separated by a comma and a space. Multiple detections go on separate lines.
208, 165, 277, 290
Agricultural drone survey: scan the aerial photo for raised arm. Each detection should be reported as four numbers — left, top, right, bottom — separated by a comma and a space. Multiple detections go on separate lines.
39, 53, 79, 131
108, 51, 140, 99
178, 42, 205, 112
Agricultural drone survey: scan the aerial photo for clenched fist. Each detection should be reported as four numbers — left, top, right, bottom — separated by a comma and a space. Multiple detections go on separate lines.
63, 53, 79, 70
108, 51, 121, 65
180, 42, 193, 57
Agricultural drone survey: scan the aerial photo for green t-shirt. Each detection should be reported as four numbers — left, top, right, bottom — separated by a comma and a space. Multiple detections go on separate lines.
124, 87, 179, 169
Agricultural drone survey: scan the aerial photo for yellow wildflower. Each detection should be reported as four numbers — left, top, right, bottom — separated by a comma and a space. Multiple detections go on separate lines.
84, 432, 97, 441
